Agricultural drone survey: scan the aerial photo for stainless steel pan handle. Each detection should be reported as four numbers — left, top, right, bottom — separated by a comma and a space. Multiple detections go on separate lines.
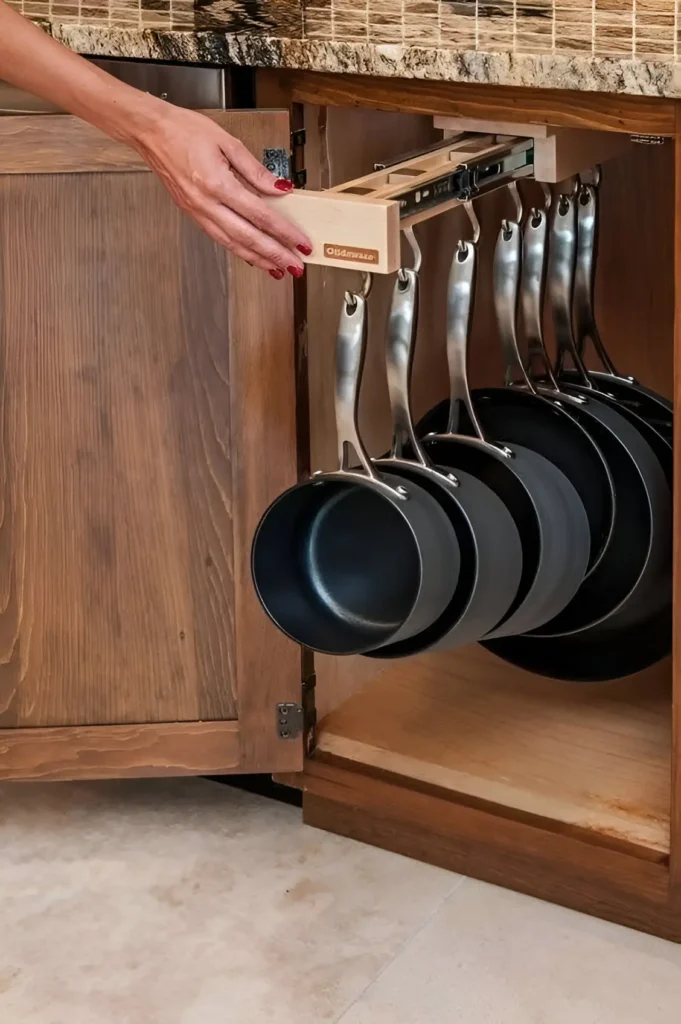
335, 288, 377, 477
441, 215, 511, 460
446, 237, 482, 436
521, 202, 559, 390
574, 181, 621, 377
549, 192, 592, 387
332, 280, 409, 498
494, 213, 535, 393
386, 267, 430, 466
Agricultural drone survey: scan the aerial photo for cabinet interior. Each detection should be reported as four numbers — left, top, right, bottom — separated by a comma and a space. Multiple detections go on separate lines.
305, 105, 675, 859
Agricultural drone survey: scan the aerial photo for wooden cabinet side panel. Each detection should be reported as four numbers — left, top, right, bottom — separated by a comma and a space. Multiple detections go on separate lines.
228, 111, 303, 772
0, 171, 238, 727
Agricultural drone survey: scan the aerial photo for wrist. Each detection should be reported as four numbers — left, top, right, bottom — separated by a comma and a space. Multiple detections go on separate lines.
76, 74, 169, 149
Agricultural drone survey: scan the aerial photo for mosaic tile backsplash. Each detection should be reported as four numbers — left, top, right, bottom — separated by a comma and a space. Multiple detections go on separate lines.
12, 0, 681, 63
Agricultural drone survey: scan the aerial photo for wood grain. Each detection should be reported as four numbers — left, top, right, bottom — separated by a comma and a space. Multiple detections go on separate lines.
303, 761, 681, 942
0, 111, 259, 175
0, 170, 239, 727
0, 110, 302, 776
0, 722, 240, 781
286, 72, 677, 136
228, 111, 303, 773
318, 646, 672, 854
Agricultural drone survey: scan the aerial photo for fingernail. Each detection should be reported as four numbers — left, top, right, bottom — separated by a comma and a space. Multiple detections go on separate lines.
297, 244, 313, 256
287, 265, 304, 279
274, 178, 294, 192
269, 269, 285, 280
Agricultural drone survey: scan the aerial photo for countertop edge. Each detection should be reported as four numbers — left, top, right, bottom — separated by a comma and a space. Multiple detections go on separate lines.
48, 23, 681, 99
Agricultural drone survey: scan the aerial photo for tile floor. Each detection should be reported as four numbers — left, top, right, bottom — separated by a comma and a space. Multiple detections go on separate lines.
1, 778, 681, 1023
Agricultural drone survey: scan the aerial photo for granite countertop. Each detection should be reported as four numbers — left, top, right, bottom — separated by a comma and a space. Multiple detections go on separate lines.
32, 0, 681, 100
46, 24, 681, 99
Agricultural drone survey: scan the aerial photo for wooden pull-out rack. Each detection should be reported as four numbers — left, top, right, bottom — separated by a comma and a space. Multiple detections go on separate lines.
271, 126, 631, 274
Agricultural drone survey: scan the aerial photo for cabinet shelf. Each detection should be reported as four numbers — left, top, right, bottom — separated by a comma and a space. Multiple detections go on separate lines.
317, 646, 672, 857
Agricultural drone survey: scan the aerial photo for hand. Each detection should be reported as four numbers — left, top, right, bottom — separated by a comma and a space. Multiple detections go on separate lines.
133, 103, 312, 278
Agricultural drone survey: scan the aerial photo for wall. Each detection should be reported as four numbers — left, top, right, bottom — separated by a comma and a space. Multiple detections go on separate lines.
11, 0, 679, 66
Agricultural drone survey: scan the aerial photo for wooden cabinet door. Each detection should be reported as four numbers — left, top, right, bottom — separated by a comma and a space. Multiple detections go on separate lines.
0, 111, 302, 780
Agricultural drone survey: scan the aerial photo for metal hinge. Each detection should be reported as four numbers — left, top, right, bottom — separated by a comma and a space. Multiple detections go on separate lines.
262, 147, 291, 180
630, 134, 667, 145
291, 127, 307, 189
276, 702, 304, 740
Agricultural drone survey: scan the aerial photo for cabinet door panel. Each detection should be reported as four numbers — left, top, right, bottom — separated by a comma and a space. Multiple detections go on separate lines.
0, 111, 301, 777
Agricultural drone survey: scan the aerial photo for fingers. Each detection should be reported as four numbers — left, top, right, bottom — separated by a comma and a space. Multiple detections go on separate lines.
220, 135, 291, 197
193, 203, 301, 279
200, 198, 305, 276
191, 210, 274, 271
216, 136, 313, 256
222, 179, 313, 260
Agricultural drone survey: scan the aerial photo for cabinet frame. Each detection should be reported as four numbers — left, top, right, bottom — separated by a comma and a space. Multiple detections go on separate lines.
255, 68, 681, 941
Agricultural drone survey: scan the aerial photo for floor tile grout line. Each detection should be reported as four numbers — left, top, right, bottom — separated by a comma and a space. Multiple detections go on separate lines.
333, 874, 468, 1024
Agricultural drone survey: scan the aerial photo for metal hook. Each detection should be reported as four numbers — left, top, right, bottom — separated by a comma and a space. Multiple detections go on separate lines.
501, 180, 523, 235
579, 165, 602, 189
529, 182, 552, 226
457, 201, 480, 255
344, 271, 373, 311
398, 225, 423, 283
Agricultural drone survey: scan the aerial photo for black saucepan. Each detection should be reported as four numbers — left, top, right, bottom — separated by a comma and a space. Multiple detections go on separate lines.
420, 203, 590, 639
364, 239, 522, 659
251, 280, 461, 656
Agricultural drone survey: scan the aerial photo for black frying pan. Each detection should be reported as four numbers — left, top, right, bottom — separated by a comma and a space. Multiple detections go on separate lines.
251, 282, 461, 656
418, 191, 612, 581
364, 247, 522, 657
421, 206, 590, 639
485, 607, 671, 682
483, 190, 672, 675
560, 179, 672, 480
524, 190, 672, 636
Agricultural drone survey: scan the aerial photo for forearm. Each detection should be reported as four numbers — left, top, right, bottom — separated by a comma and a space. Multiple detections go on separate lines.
0, 2, 164, 144
0, 2, 310, 271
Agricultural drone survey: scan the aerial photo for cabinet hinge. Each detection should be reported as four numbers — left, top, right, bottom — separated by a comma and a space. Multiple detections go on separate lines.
301, 661, 317, 756
290, 126, 307, 189
276, 702, 304, 740
262, 147, 291, 181
630, 134, 667, 145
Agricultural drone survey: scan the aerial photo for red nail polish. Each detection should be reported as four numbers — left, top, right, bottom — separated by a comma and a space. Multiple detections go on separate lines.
269, 269, 285, 280
287, 265, 304, 279
274, 178, 294, 192
297, 244, 313, 256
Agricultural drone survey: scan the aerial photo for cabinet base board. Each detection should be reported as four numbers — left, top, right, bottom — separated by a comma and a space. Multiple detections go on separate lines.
303, 756, 681, 943
0, 722, 243, 782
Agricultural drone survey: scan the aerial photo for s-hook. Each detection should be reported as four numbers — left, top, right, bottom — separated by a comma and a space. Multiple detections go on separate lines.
501, 180, 523, 237
398, 226, 423, 287
457, 201, 481, 257
344, 270, 373, 312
